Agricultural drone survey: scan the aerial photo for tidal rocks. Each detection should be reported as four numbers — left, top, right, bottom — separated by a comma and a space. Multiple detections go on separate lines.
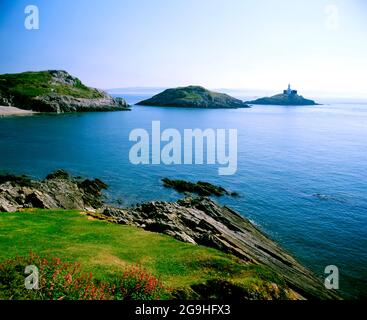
45, 169, 71, 180
0, 169, 107, 212
136, 86, 250, 109
162, 178, 238, 197
0, 70, 130, 113
103, 197, 339, 300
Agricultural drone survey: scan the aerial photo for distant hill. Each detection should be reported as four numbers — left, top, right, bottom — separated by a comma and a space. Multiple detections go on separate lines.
246, 93, 317, 106
0, 70, 129, 112
136, 86, 250, 109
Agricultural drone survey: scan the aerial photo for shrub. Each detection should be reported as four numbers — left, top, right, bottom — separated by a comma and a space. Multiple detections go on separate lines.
0, 253, 168, 300
109, 265, 168, 300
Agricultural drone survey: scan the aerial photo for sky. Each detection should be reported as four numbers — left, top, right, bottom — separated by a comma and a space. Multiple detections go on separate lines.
0, 0, 366, 97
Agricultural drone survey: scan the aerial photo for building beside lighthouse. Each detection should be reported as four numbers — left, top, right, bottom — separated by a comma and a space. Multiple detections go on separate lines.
283, 84, 298, 95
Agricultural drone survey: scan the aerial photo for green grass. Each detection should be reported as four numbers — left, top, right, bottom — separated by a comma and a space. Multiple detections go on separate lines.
0, 71, 103, 99
0, 209, 290, 297
170, 86, 226, 101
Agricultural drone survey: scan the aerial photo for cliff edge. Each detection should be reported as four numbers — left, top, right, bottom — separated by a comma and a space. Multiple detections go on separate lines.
0, 70, 129, 113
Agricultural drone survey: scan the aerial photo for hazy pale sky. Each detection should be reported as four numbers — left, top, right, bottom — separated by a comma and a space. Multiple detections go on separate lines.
0, 0, 366, 97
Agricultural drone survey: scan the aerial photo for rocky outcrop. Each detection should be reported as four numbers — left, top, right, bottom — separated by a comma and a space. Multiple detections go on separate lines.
103, 197, 339, 300
137, 86, 250, 109
162, 178, 238, 197
0, 70, 130, 113
0, 170, 339, 300
0, 170, 107, 212
32, 92, 128, 113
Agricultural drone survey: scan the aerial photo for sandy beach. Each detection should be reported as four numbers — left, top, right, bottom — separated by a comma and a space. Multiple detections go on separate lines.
0, 106, 35, 116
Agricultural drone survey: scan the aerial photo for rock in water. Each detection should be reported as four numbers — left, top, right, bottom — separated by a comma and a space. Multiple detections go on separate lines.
0, 70, 130, 113
136, 86, 250, 109
162, 178, 238, 197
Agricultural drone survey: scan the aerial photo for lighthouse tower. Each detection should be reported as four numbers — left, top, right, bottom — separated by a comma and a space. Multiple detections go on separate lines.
283, 84, 297, 95
287, 84, 291, 95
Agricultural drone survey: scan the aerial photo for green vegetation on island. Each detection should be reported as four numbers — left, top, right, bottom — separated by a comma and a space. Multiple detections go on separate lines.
0, 70, 129, 112
246, 94, 317, 106
137, 86, 250, 109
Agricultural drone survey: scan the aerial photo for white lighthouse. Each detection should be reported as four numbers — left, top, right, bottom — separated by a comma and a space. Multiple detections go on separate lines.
287, 84, 291, 95
283, 84, 297, 95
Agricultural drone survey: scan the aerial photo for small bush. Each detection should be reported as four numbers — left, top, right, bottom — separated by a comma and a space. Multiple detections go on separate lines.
109, 265, 169, 300
0, 253, 168, 300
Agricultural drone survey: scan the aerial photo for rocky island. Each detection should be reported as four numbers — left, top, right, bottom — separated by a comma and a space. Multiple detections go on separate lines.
136, 86, 250, 109
0, 70, 129, 113
0, 170, 339, 300
246, 84, 317, 106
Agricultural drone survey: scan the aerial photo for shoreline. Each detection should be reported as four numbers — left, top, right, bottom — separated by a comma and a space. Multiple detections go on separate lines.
0, 106, 36, 117
0, 169, 340, 300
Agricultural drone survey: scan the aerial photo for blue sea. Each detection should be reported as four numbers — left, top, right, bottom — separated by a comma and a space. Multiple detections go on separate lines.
0, 94, 366, 298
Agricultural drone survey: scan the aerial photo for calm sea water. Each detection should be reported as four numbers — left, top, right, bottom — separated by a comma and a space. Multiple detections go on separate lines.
0, 94, 366, 298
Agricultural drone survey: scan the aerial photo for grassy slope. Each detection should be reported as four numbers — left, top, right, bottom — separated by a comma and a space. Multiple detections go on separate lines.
0, 71, 103, 99
140, 86, 240, 106
0, 209, 287, 295
171, 87, 222, 101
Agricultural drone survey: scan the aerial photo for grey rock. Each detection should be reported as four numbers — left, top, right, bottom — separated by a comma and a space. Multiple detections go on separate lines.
102, 197, 340, 300
0, 170, 107, 212
33, 92, 129, 113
